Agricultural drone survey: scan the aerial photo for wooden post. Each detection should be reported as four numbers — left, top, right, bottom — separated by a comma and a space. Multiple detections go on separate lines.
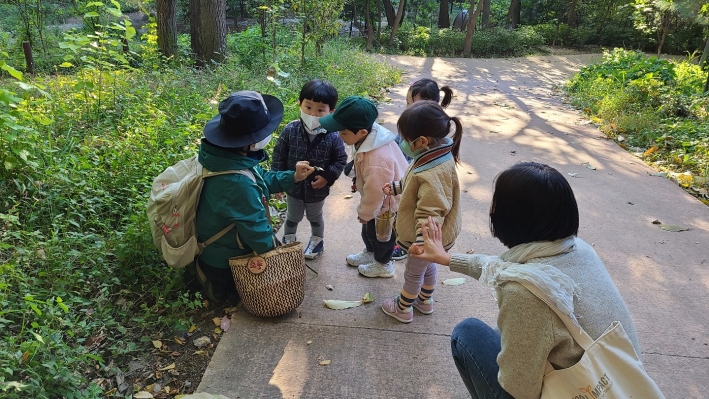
22, 41, 34, 74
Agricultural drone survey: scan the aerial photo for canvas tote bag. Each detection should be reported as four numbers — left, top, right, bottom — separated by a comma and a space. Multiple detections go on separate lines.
521, 282, 665, 399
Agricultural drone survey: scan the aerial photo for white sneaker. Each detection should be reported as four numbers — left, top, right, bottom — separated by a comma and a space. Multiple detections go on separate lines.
346, 248, 374, 267
283, 234, 297, 244
304, 236, 324, 259
358, 260, 394, 278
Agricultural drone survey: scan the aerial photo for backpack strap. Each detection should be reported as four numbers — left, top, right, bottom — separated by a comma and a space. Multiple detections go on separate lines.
198, 168, 255, 251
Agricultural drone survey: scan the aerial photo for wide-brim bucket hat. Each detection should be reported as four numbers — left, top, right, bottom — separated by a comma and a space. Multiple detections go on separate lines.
203, 91, 284, 148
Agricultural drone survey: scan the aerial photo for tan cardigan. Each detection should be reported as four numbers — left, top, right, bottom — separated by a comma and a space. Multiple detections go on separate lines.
393, 141, 461, 250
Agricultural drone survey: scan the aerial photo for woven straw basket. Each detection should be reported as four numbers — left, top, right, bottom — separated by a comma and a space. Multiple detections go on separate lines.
229, 242, 306, 317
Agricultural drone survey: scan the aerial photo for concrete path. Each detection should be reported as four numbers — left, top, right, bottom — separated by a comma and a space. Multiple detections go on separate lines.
198, 55, 709, 398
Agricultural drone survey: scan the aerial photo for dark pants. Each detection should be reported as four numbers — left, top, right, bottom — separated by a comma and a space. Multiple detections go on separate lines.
451, 318, 515, 399
196, 259, 239, 303
361, 218, 397, 263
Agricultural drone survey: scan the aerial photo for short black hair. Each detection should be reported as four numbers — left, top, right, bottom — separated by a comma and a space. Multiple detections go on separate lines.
490, 162, 579, 248
299, 79, 338, 110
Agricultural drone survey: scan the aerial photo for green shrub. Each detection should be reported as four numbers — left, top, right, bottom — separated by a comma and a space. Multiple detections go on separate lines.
0, 29, 400, 397
565, 47, 709, 180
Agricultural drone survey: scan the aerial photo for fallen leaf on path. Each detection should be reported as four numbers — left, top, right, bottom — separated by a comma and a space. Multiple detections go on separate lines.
220, 316, 230, 332
212, 317, 221, 327
193, 336, 211, 348
344, 195, 353, 199
362, 292, 374, 303
134, 392, 154, 399
188, 325, 197, 333
325, 284, 333, 290
616, 135, 625, 142
567, 173, 581, 178
319, 359, 331, 366
323, 299, 362, 310
152, 340, 162, 349
443, 278, 466, 286
651, 220, 661, 224
307, 340, 312, 345
659, 224, 691, 232
223, 306, 238, 314
649, 172, 667, 177
466, 249, 475, 254
582, 162, 596, 170
158, 363, 175, 371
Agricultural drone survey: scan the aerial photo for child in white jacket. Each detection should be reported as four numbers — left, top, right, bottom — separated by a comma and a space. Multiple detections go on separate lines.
319, 96, 409, 277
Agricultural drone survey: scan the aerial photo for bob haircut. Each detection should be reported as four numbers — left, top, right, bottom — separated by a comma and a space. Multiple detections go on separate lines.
490, 162, 579, 248
299, 79, 338, 110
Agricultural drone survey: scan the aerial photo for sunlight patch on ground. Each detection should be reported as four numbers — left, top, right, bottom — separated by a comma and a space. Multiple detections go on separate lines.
269, 339, 309, 397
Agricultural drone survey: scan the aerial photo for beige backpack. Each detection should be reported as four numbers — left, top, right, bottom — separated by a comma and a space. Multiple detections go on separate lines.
146, 155, 254, 268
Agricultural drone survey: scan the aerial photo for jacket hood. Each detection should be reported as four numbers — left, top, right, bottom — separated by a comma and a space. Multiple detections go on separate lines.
198, 139, 265, 172
354, 123, 396, 155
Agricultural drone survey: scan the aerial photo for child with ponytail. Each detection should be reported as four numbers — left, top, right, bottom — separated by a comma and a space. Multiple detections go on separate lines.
381, 100, 463, 323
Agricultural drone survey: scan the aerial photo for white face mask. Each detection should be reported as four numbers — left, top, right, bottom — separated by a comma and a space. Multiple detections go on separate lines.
300, 109, 322, 133
250, 134, 272, 151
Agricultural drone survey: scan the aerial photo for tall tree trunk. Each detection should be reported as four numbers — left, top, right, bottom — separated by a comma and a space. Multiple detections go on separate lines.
190, 0, 227, 67
463, 0, 484, 56
699, 35, 709, 67
377, 0, 383, 42
382, 0, 396, 26
564, 0, 578, 44
156, 0, 178, 58
387, 0, 406, 49
366, 0, 373, 50
439, 0, 450, 28
509, 0, 520, 28
482, 0, 491, 28
656, 10, 671, 56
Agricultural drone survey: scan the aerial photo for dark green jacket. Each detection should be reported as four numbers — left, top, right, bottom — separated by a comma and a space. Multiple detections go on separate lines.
196, 140, 295, 269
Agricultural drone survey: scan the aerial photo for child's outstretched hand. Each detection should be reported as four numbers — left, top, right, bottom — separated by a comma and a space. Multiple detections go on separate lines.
311, 175, 328, 189
382, 182, 393, 196
294, 161, 314, 182
409, 216, 451, 266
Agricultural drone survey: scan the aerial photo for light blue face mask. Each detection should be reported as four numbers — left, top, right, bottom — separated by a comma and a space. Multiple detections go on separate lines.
399, 138, 419, 159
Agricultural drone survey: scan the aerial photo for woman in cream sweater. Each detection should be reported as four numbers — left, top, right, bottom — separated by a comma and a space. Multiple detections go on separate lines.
409, 162, 642, 399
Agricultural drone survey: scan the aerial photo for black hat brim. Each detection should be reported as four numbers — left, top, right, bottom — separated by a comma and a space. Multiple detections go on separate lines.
203, 94, 284, 148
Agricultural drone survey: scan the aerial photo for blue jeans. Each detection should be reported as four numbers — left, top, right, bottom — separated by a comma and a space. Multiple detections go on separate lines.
451, 318, 514, 399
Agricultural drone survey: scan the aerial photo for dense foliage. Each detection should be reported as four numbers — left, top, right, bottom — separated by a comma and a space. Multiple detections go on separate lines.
0, 17, 400, 399
566, 48, 709, 200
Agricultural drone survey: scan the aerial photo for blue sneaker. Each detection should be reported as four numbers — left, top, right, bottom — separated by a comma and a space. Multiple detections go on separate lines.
392, 245, 408, 260
304, 236, 323, 259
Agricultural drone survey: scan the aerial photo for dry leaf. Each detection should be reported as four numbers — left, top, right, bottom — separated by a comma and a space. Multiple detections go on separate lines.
582, 162, 596, 170
443, 278, 466, 286
173, 337, 185, 345
158, 363, 175, 371
307, 340, 312, 345
214, 327, 222, 334
220, 316, 230, 332
567, 173, 580, 178
134, 391, 154, 398
212, 317, 222, 327
644, 146, 659, 156
325, 284, 334, 290
188, 325, 197, 333
466, 249, 475, 254
323, 299, 362, 310
659, 224, 691, 232
362, 292, 374, 303
319, 359, 331, 366
223, 306, 238, 314
344, 194, 353, 199
152, 340, 162, 349
193, 350, 208, 356
651, 220, 661, 224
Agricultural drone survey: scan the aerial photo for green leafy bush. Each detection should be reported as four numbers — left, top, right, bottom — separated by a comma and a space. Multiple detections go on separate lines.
0, 26, 400, 398
565, 48, 709, 190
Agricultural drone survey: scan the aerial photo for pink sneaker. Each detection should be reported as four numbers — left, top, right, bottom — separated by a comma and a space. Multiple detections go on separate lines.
381, 297, 413, 323
413, 297, 434, 315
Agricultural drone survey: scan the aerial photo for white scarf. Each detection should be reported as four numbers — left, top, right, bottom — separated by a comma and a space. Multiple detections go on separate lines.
479, 236, 579, 322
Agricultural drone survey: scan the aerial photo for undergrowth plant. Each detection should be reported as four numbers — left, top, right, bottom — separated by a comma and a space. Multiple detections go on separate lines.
566, 48, 709, 202
0, 22, 400, 399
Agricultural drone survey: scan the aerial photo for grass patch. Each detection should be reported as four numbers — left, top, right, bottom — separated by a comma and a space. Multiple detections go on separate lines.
566, 48, 709, 204
0, 27, 400, 397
